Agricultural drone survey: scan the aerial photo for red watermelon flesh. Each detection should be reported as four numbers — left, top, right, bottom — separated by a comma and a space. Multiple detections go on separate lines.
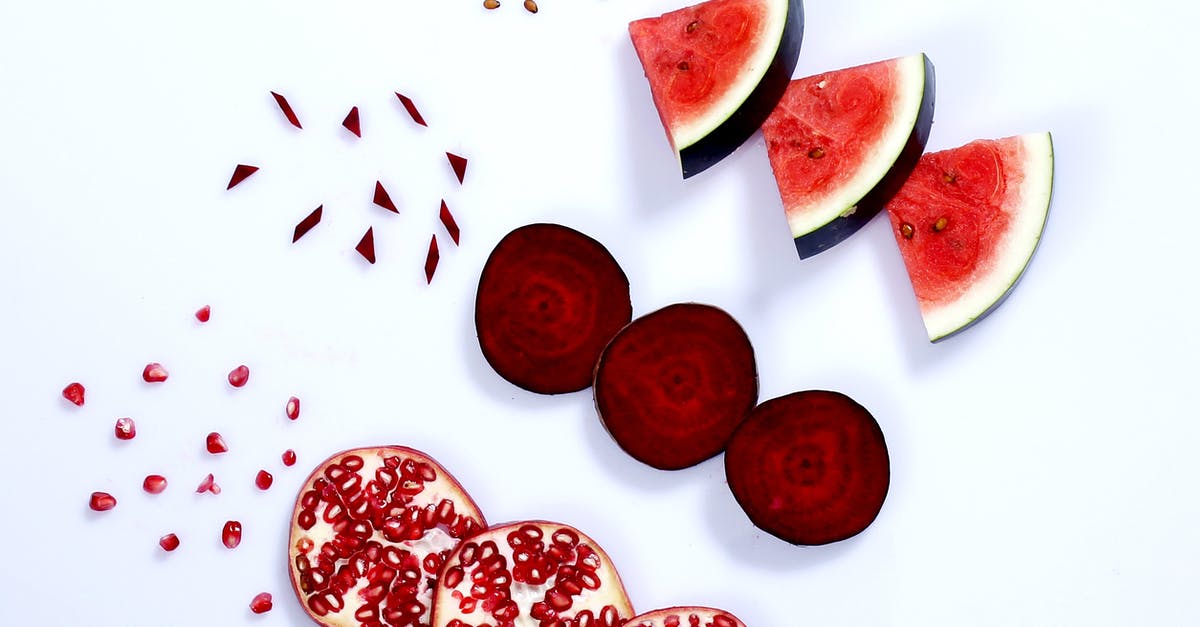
886, 132, 1054, 341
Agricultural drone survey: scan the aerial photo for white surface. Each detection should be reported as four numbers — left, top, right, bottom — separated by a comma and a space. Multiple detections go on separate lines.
1, 1, 1198, 625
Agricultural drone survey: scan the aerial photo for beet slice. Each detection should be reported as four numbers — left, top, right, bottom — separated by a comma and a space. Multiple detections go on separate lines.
724, 390, 890, 545
475, 223, 632, 395
594, 303, 757, 470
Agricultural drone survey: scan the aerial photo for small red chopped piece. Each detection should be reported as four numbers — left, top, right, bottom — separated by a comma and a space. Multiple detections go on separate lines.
226, 164, 259, 190
270, 91, 303, 129
446, 152, 468, 184
255, 470, 274, 490
373, 181, 399, 213
89, 491, 117, 512
196, 473, 220, 494
281, 449, 297, 467
439, 200, 460, 245
395, 92, 427, 127
144, 474, 168, 494
206, 432, 229, 454
142, 362, 169, 383
159, 533, 180, 552
342, 106, 361, 137
62, 382, 85, 406
114, 417, 136, 440
285, 396, 300, 420
249, 592, 273, 614
425, 234, 440, 284
356, 227, 376, 264
292, 206, 323, 242
195, 305, 211, 322
228, 365, 250, 388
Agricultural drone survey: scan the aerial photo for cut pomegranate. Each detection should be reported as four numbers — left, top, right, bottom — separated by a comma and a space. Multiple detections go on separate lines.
228, 365, 250, 388
62, 382, 85, 406
195, 305, 211, 322
227, 164, 259, 190
89, 491, 117, 511
476, 223, 633, 394
356, 227, 376, 264
196, 473, 221, 494
626, 606, 747, 627
282, 449, 297, 467
431, 520, 634, 627
288, 446, 487, 627
144, 474, 168, 494
142, 362, 169, 383
395, 92, 427, 127
271, 91, 303, 129
593, 303, 758, 470
425, 234, 440, 284
373, 181, 399, 213
250, 592, 274, 614
256, 470, 274, 490
286, 396, 301, 420
342, 106, 361, 137
439, 200, 460, 246
446, 152, 468, 184
223, 520, 243, 549
725, 390, 891, 545
294, 206, 323, 242
206, 432, 229, 454
159, 533, 181, 552
114, 417, 137, 441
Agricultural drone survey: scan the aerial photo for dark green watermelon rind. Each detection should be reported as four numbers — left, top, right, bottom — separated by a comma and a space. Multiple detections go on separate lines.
678, 0, 805, 179
793, 54, 936, 259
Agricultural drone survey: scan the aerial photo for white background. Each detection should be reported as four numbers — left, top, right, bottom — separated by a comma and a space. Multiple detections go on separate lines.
2, 0, 1198, 625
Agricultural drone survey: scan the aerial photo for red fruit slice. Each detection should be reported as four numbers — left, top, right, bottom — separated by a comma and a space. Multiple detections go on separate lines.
342, 106, 361, 137
142, 362, 168, 383
228, 365, 250, 388
62, 382, 85, 406
439, 199, 460, 245
114, 417, 136, 440
227, 164, 259, 189
373, 181, 399, 213
286, 396, 301, 420
272, 91, 303, 129
293, 206, 323, 242
725, 390, 890, 545
475, 223, 633, 395
627, 606, 748, 627
250, 592, 274, 614
356, 227, 376, 264
594, 303, 757, 470
159, 533, 180, 552
446, 152, 468, 184
431, 520, 634, 627
195, 305, 211, 322
288, 446, 487, 627
144, 474, 168, 494
89, 491, 117, 511
206, 432, 228, 454
223, 520, 243, 549
425, 234, 440, 284
395, 92, 428, 127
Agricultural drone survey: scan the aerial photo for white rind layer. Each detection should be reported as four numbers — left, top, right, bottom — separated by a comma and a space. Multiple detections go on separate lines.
788, 53, 929, 237
672, 0, 790, 152
922, 132, 1054, 341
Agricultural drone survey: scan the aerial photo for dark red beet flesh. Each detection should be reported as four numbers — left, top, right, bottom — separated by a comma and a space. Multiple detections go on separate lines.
475, 223, 632, 395
292, 205, 322, 242
395, 92, 427, 127
724, 390, 890, 545
342, 106, 361, 137
270, 91, 302, 129
594, 303, 757, 470
356, 227, 376, 264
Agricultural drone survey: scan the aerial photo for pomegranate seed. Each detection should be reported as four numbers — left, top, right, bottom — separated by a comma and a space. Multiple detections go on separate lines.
62, 382, 85, 406
356, 227, 376, 264
293, 206, 322, 243
395, 92, 427, 127
196, 473, 220, 494
89, 491, 117, 511
206, 432, 228, 454
255, 470, 274, 490
249, 592, 273, 614
439, 200, 461, 246
342, 106, 361, 137
142, 362, 169, 383
271, 91, 303, 129
159, 533, 180, 551
446, 152, 467, 184
227, 164, 259, 190
114, 417, 136, 440
228, 365, 250, 387
195, 305, 211, 322
286, 396, 300, 420
222, 520, 243, 549
282, 449, 297, 467
143, 474, 168, 494
373, 181, 399, 213
425, 234, 440, 284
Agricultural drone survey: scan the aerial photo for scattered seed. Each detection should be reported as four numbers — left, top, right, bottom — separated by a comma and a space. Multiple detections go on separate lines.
900, 222, 915, 239
228, 365, 250, 388
62, 382, 86, 406
395, 92, 428, 127
677, 60, 690, 72
222, 520, 243, 549
282, 449, 297, 467
249, 592, 273, 614
195, 305, 211, 323
285, 396, 300, 420
425, 234, 440, 284
206, 432, 229, 454
144, 474, 168, 494
483, 0, 500, 8
933, 217, 949, 232
270, 91, 302, 129
142, 362, 169, 383
808, 147, 826, 159
942, 171, 957, 184
342, 106, 361, 138
373, 181, 399, 213
292, 206, 323, 243
524, 0, 538, 12
114, 417, 136, 440
439, 200, 460, 246
196, 473, 220, 494
446, 152, 468, 185
89, 491, 117, 512
159, 533, 180, 552
255, 470, 274, 490
356, 227, 377, 264
226, 164, 259, 190
686, 20, 700, 33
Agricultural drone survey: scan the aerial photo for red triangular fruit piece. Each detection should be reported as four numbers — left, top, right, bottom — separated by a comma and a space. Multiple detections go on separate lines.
271, 91, 302, 129
446, 152, 467, 184
342, 106, 361, 137
395, 92, 428, 127
373, 181, 398, 213
227, 164, 259, 190
425, 234, 440, 284
439, 200, 460, 245
356, 228, 376, 264
292, 206, 323, 242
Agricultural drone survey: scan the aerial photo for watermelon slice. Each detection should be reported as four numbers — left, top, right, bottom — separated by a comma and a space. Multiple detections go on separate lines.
629, 0, 804, 178
761, 53, 935, 258
886, 132, 1054, 341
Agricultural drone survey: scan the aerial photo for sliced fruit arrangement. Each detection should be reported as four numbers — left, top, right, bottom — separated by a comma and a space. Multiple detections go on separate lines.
885, 132, 1054, 341
627, 606, 747, 627
288, 446, 487, 626
761, 53, 935, 258
629, 0, 804, 178
594, 303, 758, 470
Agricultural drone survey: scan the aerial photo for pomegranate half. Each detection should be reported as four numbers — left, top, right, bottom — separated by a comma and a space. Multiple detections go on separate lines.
626, 606, 747, 627
288, 446, 488, 627
431, 520, 634, 627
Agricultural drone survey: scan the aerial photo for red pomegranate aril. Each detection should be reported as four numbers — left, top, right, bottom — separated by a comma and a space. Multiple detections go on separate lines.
159, 533, 180, 552
89, 491, 117, 511
357, 227, 377, 264
271, 91, 303, 129
195, 305, 211, 322
228, 365, 250, 387
249, 592, 273, 614
197, 473, 220, 494
293, 206, 323, 243
206, 432, 228, 454
222, 520, 243, 549
256, 470, 274, 490
143, 474, 168, 494
114, 417, 136, 440
62, 382, 85, 406
227, 164, 259, 189
282, 449, 297, 466
286, 396, 300, 420
142, 362, 169, 383
342, 106, 362, 137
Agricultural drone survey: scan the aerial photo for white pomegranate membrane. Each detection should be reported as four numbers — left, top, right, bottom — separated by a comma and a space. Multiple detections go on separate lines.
289, 446, 487, 627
